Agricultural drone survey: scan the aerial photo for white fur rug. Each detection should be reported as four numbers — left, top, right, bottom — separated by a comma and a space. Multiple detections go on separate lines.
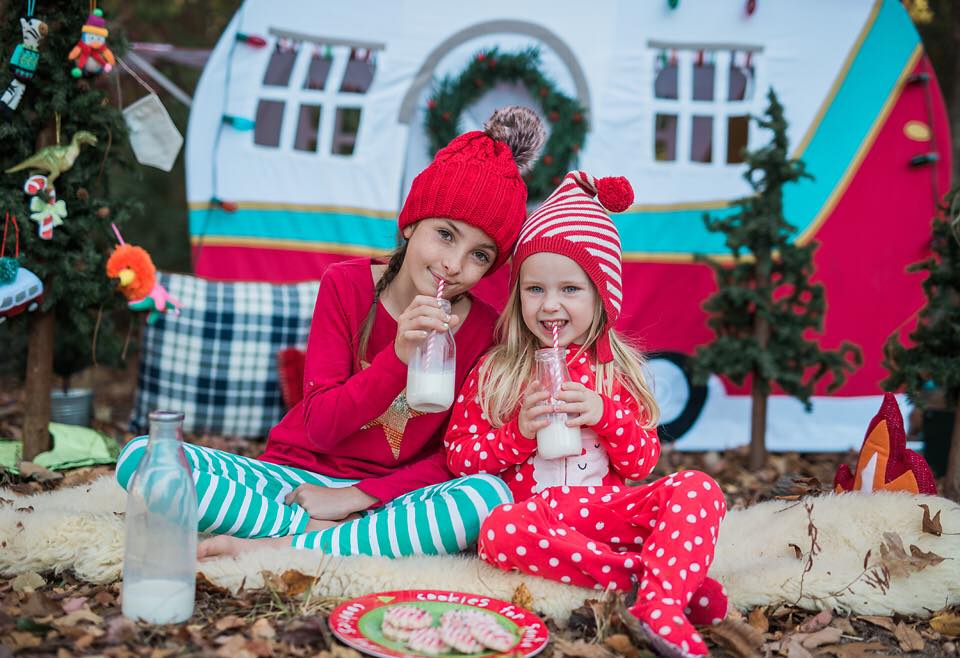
2, 477, 958, 621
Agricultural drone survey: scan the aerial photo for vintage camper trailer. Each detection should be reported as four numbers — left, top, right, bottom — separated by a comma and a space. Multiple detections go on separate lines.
185, 0, 952, 450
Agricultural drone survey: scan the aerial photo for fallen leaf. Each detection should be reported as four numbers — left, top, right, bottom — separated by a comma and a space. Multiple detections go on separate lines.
216, 634, 258, 658
17, 461, 63, 482
830, 617, 857, 636
785, 639, 813, 658
61, 597, 88, 614
877, 532, 945, 579
53, 608, 103, 628
908, 544, 945, 568
603, 633, 640, 658
281, 616, 329, 647
919, 504, 943, 536
798, 609, 832, 633
250, 618, 276, 640
818, 642, 896, 658
788, 543, 803, 560
20, 591, 60, 618
11, 572, 46, 593
747, 607, 768, 633
859, 616, 897, 633
553, 637, 616, 658
512, 582, 534, 610
280, 570, 316, 597
705, 618, 764, 658
215, 615, 247, 632
9, 630, 42, 648
930, 612, 960, 637
894, 622, 925, 652
330, 644, 364, 658
800, 626, 843, 648
105, 615, 138, 644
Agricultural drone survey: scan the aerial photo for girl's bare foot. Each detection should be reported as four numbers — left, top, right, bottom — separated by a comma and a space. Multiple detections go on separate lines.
197, 535, 292, 560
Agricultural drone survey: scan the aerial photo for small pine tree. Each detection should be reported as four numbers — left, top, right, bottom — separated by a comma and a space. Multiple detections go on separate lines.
0, 1, 139, 459
883, 193, 960, 501
692, 89, 862, 470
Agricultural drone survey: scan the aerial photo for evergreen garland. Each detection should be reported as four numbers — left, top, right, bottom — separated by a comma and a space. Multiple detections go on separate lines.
692, 89, 862, 467
0, 0, 141, 380
425, 47, 587, 200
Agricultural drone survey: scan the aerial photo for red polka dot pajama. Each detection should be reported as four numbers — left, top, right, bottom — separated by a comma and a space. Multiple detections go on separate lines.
444, 350, 728, 658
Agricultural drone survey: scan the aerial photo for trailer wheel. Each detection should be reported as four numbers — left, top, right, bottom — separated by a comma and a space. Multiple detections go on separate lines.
646, 351, 708, 441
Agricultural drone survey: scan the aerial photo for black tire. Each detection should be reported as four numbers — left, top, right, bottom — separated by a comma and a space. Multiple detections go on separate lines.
646, 351, 708, 442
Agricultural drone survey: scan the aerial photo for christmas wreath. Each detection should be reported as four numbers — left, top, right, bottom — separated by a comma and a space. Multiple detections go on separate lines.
425, 47, 587, 200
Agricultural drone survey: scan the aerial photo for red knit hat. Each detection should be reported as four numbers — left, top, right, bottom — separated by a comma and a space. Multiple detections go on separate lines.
399, 107, 545, 272
510, 171, 634, 362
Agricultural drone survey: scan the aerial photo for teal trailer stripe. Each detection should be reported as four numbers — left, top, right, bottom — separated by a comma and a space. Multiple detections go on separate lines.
189, 207, 399, 250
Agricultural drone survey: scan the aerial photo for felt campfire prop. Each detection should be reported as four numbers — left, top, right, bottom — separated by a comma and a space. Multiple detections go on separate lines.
835, 392, 937, 495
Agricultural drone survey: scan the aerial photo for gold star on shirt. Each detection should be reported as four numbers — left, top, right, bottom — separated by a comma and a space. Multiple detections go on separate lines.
359, 360, 423, 460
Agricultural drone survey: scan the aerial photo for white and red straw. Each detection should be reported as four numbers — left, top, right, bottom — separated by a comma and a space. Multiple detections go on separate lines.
424, 277, 445, 371
549, 322, 564, 404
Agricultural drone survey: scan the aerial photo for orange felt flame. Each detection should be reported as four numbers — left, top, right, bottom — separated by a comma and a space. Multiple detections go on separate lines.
849, 419, 920, 493
835, 392, 937, 496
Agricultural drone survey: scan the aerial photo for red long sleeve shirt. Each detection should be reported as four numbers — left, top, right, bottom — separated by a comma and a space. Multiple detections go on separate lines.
444, 348, 661, 502
261, 258, 497, 504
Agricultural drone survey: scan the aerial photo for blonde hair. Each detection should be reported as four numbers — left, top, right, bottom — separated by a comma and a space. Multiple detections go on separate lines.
477, 283, 660, 430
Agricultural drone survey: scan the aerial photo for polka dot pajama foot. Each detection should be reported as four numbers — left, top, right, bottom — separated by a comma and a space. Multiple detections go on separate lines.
685, 577, 728, 626
629, 603, 708, 658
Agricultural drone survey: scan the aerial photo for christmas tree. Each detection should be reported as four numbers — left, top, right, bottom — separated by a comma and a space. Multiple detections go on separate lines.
883, 193, 960, 500
692, 89, 862, 470
0, 1, 138, 459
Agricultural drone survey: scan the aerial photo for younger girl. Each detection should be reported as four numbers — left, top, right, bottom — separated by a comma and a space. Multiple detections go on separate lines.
117, 107, 545, 559
444, 172, 726, 658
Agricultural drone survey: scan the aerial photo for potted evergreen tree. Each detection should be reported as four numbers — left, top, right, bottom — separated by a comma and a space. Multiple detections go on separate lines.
692, 89, 862, 471
0, 1, 137, 459
884, 193, 960, 501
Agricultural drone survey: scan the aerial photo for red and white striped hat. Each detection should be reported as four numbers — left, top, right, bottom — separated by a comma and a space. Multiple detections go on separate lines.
510, 170, 634, 362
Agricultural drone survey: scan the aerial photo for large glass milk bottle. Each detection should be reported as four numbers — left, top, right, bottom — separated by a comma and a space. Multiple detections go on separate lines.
534, 348, 582, 459
122, 411, 197, 624
407, 298, 456, 413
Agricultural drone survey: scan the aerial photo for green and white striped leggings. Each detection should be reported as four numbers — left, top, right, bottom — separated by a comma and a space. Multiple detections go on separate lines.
115, 437, 512, 557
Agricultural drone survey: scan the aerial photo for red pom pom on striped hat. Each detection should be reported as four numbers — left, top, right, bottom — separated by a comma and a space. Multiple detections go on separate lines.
510, 170, 633, 362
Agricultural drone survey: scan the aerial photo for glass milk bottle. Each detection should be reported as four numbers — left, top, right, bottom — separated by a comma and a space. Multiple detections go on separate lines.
534, 348, 582, 459
407, 298, 456, 413
122, 411, 197, 624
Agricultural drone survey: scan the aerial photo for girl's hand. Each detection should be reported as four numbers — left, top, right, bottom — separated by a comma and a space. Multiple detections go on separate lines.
518, 384, 554, 439
394, 295, 461, 364
557, 382, 604, 428
284, 484, 377, 520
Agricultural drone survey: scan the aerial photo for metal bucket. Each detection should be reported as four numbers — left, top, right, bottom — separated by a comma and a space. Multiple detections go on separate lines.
50, 388, 94, 427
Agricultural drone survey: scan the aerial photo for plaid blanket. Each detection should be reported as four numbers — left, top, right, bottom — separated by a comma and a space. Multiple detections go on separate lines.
130, 273, 320, 438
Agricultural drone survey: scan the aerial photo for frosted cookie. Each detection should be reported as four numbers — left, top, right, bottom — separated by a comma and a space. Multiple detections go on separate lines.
439, 614, 484, 653
407, 627, 450, 655
471, 622, 515, 652
383, 605, 433, 630
381, 621, 413, 643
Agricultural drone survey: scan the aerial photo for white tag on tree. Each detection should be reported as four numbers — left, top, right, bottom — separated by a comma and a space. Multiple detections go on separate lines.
123, 93, 183, 172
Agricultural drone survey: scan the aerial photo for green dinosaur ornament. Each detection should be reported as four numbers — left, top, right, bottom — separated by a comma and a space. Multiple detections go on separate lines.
5, 130, 97, 188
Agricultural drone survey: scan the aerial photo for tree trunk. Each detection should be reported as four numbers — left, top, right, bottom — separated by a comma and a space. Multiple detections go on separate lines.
22, 309, 54, 460
749, 369, 769, 471
943, 396, 960, 502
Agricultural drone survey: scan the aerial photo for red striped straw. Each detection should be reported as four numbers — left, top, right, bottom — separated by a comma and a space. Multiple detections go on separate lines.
550, 322, 564, 406
436, 277, 445, 301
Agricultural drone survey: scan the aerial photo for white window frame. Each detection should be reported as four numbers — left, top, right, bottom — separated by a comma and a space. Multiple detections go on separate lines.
255, 29, 385, 157
649, 41, 763, 168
